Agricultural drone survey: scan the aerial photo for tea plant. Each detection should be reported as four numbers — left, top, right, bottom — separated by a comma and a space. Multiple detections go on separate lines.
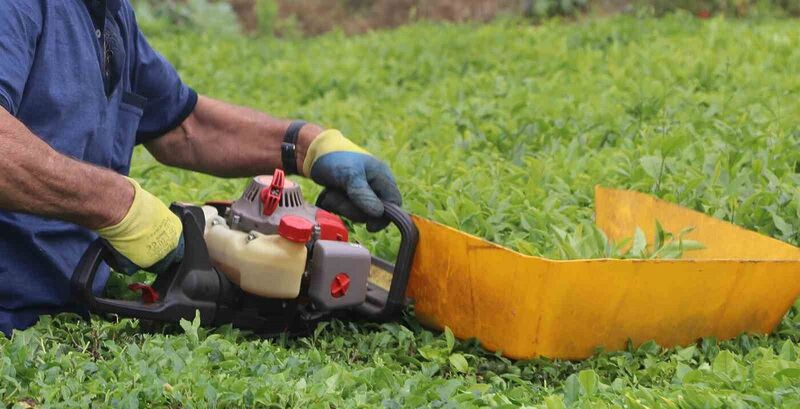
537, 221, 704, 259
4, 13, 800, 408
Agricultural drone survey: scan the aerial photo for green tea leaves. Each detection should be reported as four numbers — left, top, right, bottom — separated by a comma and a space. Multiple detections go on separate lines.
179, 310, 202, 346
546, 221, 704, 260
7, 10, 800, 408
445, 326, 456, 352
712, 350, 745, 383
631, 227, 648, 257
578, 369, 601, 397
640, 155, 664, 181
449, 353, 470, 374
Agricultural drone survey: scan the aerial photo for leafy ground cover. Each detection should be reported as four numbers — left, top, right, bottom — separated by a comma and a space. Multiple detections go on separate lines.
4, 13, 800, 407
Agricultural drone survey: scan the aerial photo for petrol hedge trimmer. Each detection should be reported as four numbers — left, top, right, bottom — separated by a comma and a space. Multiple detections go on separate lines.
72, 169, 418, 336
72, 171, 800, 360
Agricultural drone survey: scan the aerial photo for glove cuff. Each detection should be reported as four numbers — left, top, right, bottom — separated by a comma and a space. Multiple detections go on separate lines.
302, 129, 370, 176
96, 177, 182, 269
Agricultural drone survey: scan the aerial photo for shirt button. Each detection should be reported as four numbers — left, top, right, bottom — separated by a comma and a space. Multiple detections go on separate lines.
95, 29, 102, 39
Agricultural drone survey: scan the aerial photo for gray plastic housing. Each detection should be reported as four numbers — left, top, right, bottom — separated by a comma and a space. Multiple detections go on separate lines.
229, 175, 318, 235
309, 240, 370, 310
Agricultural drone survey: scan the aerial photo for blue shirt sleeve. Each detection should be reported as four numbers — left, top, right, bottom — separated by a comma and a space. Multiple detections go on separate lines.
129, 16, 197, 144
0, 1, 42, 115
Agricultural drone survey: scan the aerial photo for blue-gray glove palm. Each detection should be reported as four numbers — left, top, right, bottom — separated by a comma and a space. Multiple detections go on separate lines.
304, 130, 402, 232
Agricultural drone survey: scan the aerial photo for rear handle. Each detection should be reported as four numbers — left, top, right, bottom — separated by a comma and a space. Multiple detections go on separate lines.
71, 204, 223, 324
72, 237, 178, 320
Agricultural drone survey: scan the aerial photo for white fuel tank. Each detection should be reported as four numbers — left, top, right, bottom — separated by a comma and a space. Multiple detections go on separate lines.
201, 206, 307, 298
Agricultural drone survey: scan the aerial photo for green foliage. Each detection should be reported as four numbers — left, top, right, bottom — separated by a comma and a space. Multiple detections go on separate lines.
542, 221, 704, 259
133, 13, 800, 259
255, 0, 280, 36
131, 0, 240, 35
4, 307, 800, 407
6, 13, 800, 407
527, 0, 590, 19
634, 0, 800, 17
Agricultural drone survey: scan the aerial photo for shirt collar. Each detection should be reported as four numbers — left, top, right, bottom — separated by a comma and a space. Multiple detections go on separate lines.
84, 0, 120, 32
108, 0, 121, 13
84, 0, 121, 17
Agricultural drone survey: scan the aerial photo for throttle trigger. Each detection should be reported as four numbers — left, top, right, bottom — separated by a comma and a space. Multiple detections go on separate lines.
128, 283, 160, 304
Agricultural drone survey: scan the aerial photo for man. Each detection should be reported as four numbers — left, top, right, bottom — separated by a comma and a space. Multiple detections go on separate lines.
0, 0, 402, 336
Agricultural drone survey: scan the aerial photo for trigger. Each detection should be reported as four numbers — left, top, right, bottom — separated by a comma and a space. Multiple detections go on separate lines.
128, 283, 159, 304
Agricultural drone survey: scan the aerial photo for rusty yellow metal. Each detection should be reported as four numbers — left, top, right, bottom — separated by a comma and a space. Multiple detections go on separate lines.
406, 186, 800, 360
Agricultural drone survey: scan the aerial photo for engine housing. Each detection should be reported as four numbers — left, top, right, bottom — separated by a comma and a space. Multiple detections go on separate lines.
210, 171, 370, 311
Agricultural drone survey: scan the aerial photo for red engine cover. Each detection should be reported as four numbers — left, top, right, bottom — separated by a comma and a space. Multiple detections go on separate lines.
316, 209, 349, 242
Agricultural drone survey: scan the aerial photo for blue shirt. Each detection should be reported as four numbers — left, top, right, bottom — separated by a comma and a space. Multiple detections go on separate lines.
0, 0, 197, 335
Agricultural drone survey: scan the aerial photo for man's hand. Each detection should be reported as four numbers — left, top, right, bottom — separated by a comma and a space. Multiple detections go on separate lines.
95, 178, 184, 274
303, 130, 402, 232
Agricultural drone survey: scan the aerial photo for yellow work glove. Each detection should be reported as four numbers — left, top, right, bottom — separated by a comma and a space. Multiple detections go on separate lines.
95, 177, 184, 274
304, 129, 402, 232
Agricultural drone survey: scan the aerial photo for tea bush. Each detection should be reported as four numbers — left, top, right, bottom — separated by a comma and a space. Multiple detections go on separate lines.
3, 14, 800, 408
635, 0, 800, 17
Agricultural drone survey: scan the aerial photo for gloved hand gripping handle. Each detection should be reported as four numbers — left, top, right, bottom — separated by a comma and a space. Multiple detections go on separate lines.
71, 204, 230, 325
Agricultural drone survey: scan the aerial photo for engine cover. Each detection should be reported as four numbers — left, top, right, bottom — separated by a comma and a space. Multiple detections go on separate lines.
215, 171, 369, 310
228, 174, 349, 242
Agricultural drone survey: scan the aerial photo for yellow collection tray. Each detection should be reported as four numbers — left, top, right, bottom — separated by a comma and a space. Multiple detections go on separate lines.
406, 187, 800, 360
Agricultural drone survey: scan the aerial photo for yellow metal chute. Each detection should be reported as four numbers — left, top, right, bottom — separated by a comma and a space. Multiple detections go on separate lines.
406, 187, 800, 360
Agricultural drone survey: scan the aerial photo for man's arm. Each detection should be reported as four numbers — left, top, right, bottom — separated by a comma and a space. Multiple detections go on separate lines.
144, 95, 323, 178
0, 108, 132, 230
145, 94, 403, 232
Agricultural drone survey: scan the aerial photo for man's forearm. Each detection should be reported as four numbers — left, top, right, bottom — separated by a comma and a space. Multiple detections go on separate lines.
0, 108, 132, 230
145, 95, 323, 178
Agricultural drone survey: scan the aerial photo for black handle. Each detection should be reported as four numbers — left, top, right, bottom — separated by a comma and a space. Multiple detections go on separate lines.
356, 202, 419, 320
72, 237, 190, 320
71, 204, 225, 325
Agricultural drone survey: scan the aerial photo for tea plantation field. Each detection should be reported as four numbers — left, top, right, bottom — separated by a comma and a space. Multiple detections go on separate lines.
4, 14, 800, 408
